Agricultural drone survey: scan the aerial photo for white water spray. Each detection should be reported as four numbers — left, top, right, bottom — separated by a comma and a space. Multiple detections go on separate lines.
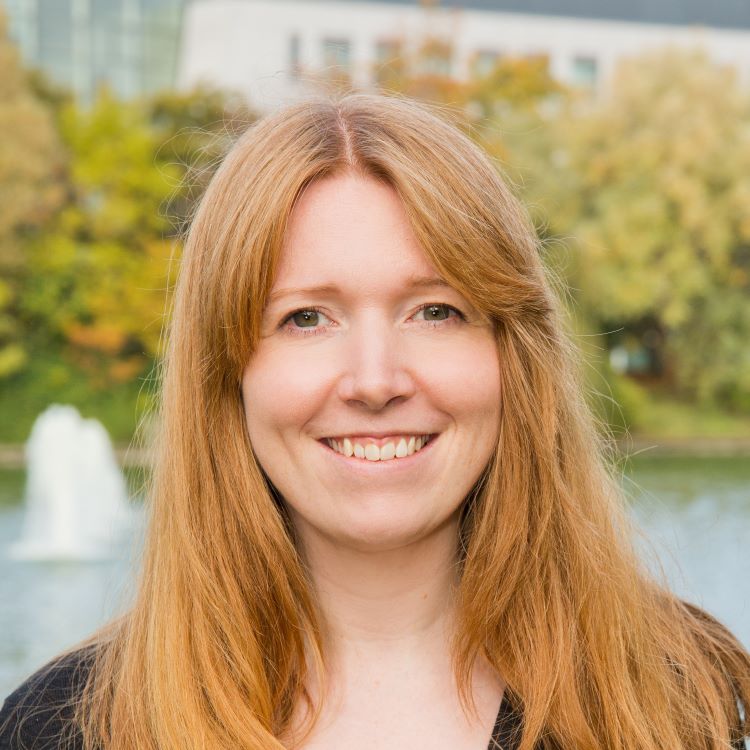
10, 405, 133, 561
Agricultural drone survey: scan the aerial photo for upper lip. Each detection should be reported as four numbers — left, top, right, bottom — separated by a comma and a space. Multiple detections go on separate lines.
321, 431, 436, 440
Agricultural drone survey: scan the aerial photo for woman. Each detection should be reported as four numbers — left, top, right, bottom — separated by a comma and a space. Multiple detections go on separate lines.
1, 93, 748, 750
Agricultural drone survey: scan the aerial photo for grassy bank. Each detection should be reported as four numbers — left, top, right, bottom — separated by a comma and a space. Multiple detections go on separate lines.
0, 359, 156, 444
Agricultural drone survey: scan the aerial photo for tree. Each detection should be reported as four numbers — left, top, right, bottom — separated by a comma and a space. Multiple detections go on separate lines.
21, 92, 183, 387
0, 12, 63, 377
552, 49, 750, 408
374, 40, 565, 221
374, 36, 466, 105
20, 86, 256, 389
374, 39, 562, 124
146, 86, 255, 235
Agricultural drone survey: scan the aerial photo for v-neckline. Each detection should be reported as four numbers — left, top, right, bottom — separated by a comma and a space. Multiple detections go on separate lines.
487, 690, 522, 750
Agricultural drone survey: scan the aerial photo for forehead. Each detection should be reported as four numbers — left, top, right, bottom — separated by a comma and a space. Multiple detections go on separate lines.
272, 174, 441, 299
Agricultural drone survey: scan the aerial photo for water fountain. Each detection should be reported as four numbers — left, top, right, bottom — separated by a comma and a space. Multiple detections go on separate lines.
9, 405, 134, 561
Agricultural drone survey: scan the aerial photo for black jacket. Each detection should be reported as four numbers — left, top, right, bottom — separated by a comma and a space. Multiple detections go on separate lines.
0, 649, 96, 750
0, 649, 524, 749
3, 651, 748, 749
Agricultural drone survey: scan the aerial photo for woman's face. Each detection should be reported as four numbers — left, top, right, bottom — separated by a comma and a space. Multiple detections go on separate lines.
241, 174, 501, 552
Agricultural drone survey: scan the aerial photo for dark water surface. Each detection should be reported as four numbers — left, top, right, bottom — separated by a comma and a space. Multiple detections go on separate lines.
0, 457, 748, 698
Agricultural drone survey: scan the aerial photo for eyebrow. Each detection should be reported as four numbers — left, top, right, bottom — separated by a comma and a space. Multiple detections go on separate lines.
267, 275, 452, 304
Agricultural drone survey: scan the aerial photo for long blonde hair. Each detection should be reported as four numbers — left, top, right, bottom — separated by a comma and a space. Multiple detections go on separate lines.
72, 94, 749, 749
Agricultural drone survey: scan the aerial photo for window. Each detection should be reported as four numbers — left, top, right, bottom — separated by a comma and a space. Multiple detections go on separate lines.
373, 38, 404, 85
472, 49, 500, 78
288, 34, 301, 78
416, 38, 452, 77
322, 37, 351, 76
571, 56, 598, 87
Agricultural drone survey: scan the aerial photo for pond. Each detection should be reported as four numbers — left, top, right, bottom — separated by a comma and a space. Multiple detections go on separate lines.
1, 456, 748, 699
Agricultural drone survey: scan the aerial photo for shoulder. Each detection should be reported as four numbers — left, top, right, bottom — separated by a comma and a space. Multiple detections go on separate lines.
0, 646, 96, 750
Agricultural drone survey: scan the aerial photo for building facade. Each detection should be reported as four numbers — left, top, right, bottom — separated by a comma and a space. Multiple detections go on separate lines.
4, 0, 750, 107
2, 0, 186, 102
177, 0, 750, 110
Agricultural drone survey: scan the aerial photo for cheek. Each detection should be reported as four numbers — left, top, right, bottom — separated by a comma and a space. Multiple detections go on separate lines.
420, 335, 501, 429
241, 348, 331, 441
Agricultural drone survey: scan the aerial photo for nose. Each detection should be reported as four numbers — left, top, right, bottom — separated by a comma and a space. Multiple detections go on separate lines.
336, 319, 416, 411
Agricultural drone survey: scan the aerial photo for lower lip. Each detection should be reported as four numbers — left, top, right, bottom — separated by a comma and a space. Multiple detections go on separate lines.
317, 434, 439, 475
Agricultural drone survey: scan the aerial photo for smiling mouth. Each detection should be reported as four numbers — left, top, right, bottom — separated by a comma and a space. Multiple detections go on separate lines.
321, 434, 436, 462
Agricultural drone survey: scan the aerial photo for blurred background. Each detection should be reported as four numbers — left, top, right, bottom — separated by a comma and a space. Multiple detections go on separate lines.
0, 0, 748, 698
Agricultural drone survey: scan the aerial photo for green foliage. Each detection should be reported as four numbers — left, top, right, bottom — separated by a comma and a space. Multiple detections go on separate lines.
551, 50, 750, 408
20, 92, 181, 385
593, 368, 652, 436
0, 37, 255, 441
16, 86, 256, 398
0, 13, 63, 377
0, 352, 153, 443
146, 86, 254, 233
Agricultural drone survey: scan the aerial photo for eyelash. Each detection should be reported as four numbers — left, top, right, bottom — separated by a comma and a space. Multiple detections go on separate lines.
279, 303, 466, 337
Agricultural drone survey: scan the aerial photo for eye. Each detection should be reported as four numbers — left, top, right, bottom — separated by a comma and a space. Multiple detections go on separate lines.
281, 307, 332, 335
290, 310, 320, 328
413, 303, 464, 323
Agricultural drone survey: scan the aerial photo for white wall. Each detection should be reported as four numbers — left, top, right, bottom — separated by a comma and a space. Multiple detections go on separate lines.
177, 0, 750, 109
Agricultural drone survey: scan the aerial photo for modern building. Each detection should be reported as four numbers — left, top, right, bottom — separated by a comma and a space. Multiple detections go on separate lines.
2, 0, 186, 102
177, 0, 750, 110
5, 0, 750, 107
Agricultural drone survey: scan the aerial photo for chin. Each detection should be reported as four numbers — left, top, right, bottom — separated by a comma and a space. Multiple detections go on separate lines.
321, 510, 456, 554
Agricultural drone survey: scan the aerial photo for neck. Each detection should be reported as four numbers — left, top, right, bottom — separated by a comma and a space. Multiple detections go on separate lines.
282, 512, 507, 744
297, 514, 461, 653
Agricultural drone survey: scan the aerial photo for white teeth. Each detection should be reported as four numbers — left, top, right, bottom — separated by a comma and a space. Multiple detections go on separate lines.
380, 442, 396, 460
343, 437, 353, 457
326, 434, 433, 461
